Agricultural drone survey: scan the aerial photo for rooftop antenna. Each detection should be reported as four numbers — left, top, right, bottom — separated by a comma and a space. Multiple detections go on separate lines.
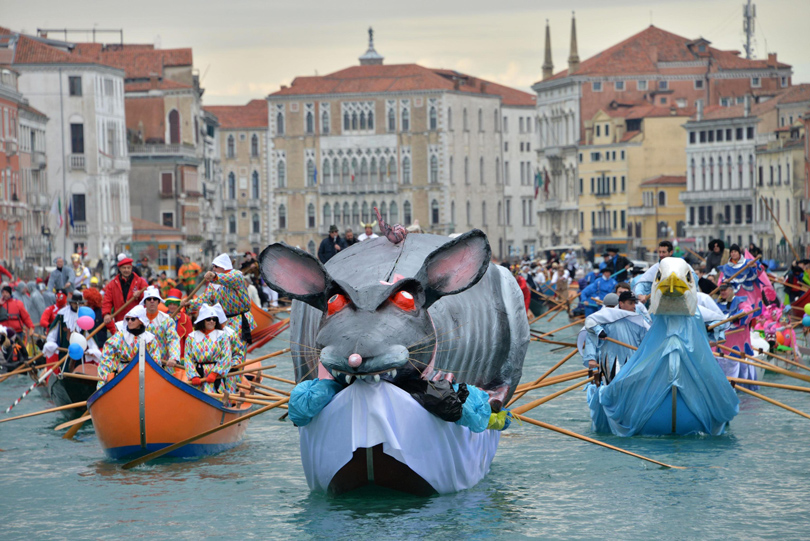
743, 0, 756, 59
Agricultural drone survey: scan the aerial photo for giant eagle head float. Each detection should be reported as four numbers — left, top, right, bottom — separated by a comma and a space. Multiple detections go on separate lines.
650, 257, 698, 316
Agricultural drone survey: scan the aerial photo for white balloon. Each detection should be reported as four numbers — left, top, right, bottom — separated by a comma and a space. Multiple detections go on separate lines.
69, 332, 88, 351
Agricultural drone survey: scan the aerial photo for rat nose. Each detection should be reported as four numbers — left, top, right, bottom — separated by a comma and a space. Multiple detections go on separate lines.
348, 353, 362, 368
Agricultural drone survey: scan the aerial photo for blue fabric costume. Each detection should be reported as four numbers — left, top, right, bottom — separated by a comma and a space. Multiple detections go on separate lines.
578, 307, 649, 381
579, 276, 617, 316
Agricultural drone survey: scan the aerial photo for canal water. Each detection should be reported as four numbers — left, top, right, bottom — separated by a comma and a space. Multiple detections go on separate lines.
1, 317, 809, 540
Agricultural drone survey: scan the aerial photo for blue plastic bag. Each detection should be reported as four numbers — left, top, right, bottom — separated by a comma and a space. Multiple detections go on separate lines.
454, 384, 491, 433
288, 378, 343, 426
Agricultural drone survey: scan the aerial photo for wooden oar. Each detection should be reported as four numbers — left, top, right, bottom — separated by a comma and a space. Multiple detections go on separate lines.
728, 377, 810, 394
736, 385, 810, 421
261, 374, 296, 386
709, 255, 761, 297
707, 310, 757, 331
169, 279, 207, 318
122, 396, 289, 469
761, 196, 800, 261
515, 369, 590, 393
603, 336, 638, 351
531, 337, 578, 348
220, 363, 277, 379
248, 379, 294, 394
547, 303, 567, 322
513, 414, 684, 469
0, 401, 87, 424
768, 274, 810, 292
60, 372, 102, 382
511, 377, 593, 415
0, 352, 47, 382
62, 413, 91, 439
533, 303, 564, 322
684, 246, 706, 263
231, 348, 290, 371
55, 413, 92, 431
717, 344, 810, 384
754, 348, 810, 373
507, 349, 579, 407
533, 318, 584, 340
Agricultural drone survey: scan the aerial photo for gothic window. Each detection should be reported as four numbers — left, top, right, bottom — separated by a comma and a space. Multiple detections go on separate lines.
709, 157, 714, 186
362, 201, 370, 223
498, 201, 502, 225
323, 160, 331, 184
482, 202, 487, 225
277, 161, 286, 188
432, 199, 440, 225
228, 214, 236, 234
306, 111, 314, 134
228, 172, 236, 199
368, 111, 374, 129
464, 157, 469, 185
333, 158, 339, 183
344, 111, 350, 131
168, 109, 180, 144
252, 213, 260, 234
323, 203, 331, 225
388, 109, 396, 132
278, 205, 286, 229
451, 201, 456, 224
307, 203, 315, 228
334, 202, 342, 225
478, 108, 483, 131
307, 159, 316, 186
466, 201, 471, 225
479, 157, 484, 184
307, 241, 316, 256
277, 112, 284, 135
404, 200, 412, 224
251, 134, 259, 157
389, 157, 397, 181
360, 158, 369, 183
449, 156, 454, 183
389, 201, 398, 224
322, 110, 330, 134
429, 107, 437, 130
352, 202, 359, 224
402, 157, 411, 184
401, 108, 410, 132
379, 158, 387, 181
463, 108, 468, 131
352, 112, 358, 130
360, 111, 366, 130
380, 201, 387, 222
370, 158, 378, 182
351, 158, 359, 181
447, 107, 453, 130
251, 170, 260, 198
342, 158, 350, 183
495, 158, 500, 184
227, 135, 235, 158
430, 155, 438, 184
343, 202, 350, 224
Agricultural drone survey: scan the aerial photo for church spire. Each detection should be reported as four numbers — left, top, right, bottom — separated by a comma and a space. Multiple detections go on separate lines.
542, 20, 554, 80
568, 11, 580, 74
359, 26, 384, 65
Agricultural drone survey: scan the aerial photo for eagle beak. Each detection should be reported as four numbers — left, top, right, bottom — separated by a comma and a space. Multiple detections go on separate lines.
657, 273, 689, 296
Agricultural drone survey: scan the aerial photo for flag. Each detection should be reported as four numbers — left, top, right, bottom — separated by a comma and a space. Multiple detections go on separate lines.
351, 162, 356, 182
534, 169, 542, 199
68, 198, 74, 235
50, 196, 63, 229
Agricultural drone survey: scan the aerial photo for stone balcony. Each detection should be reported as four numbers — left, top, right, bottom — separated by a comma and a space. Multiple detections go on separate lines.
223, 200, 237, 210
628, 206, 656, 217
68, 153, 86, 171
128, 143, 198, 159
318, 181, 398, 195
679, 188, 754, 203
752, 221, 773, 234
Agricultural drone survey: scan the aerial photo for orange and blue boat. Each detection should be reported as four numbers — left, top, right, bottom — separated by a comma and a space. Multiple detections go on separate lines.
87, 349, 252, 460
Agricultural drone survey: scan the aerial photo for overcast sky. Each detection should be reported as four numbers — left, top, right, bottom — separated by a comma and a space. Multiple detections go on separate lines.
4, 0, 809, 105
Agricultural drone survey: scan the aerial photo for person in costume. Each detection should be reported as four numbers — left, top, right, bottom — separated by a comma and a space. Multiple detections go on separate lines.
43, 291, 101, 369
579, 266, 617, 316
615, 282, 651, 323
632, 240, 675, 302
717, 244, 762, 309
578, 292, 649, 383
605, 247, 632, 282
0, 285, 34, 345
213, 303, 242, 394
97, 305, 161, 388
71, 253, 91, 290
102, 255, 148, 333
178, 255, 202, 294
357, 221, 378, 242
40, 290, 67, 331
705, 239, 726, 274
184, 304, 233, 394
140, 286, 180, 371
164, 288, 193, 359
157, 271, 177, 299
713, 282, 758, 387
185, 253, 255, 367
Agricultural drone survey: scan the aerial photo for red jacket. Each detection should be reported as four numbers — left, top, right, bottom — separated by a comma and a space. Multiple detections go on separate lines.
1, 298, 33, 333
0, 265, 12, 281
40, 304, 60, 329
175, 309, 194, 359
102, 273, 148, 330
517, 276, 530, 312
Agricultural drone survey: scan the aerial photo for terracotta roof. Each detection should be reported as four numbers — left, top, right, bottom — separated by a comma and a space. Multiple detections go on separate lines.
125, 79, 192, 92
205, 99, 268, 129
620, 130, 640, 142
73, 44, 193, 79
271, 63, 535, 106
778, 84, 810, 105
9, 31, 102, 66
640, 174, 686, 186
543, 25, 790, 83
695, 87, 810, 121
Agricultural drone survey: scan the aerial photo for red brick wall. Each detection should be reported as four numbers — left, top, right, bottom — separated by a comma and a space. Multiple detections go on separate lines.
125, 97, 165, 143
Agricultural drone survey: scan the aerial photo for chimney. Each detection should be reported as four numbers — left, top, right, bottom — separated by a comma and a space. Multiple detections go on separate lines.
744, 94, 751, 117
567, 12, 580, 75
696, 100, 703, 121
149, 72, 159, 89
542, 20, 554, 80
767, 53, 777, 67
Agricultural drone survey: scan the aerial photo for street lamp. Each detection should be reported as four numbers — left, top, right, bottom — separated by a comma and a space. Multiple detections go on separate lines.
41, 225, 51, 266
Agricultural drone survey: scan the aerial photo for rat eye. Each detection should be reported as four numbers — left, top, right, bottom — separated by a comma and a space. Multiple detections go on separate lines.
391, 290, 416, 312
327, 293, 350, 316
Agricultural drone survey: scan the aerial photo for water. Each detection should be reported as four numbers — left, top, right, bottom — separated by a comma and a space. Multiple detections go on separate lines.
2, 319, 810, 540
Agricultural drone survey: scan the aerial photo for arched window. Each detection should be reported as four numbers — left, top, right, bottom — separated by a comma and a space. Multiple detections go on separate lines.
343, 202, 350, 225
228, 214, 236, 234
251, 134, 259, 157
277, 161, 286, 188
389, 157, 397, 181
463, 108, 468, 131
401, 108, 410, 131
362, 201, 370, 223
307, 203, 315, 228
758, 199, 763, 221
380, 201, 387, 222
700, 158, 706, 189
429, 107, 437, 130
478, 108, 483, 131
323, 160, 331, 184
379, 158, 387, 181
251, 170, 260, 199
351, 202, 359, 224
359, 111, 366, 130
709, 157, 714, 186
367, 111, 374, 130
466, 201, 471, 225
658, 191, 666, 206
738, 154, 744, 183
388, 108, 395, 132
389, 201, 398, 224
342, 158, 350, 183
727, 156, 733, 187
464, 157, 469, 184
449, 156, 454, 182
307, 241, 316, 256
228, 172, 236, 199
360, 158, 368, 183
168, 109, 180, 144
498, 201, 503, 225
432, 199, 440, 225
322, 110, 330, 134
227, 135, 235, 158
430, 155, 438, 184
278, 205, 287, 229
343, 112, 350, 131
402, 157, 411, 184
306, 160, 315, 186
306, 111, 314, 134
252, 213, 260, 234
495, 158, 500, 183
479, 157, 485, 184
370, 158, 378, 183
323, 203, 331, 225
776, 199, 780, 221
333, 158, 339, 183
351, 112, 358, 130
448, 107, 453, 130
404, 200, 412, 224
482, 201, 487, 226
277, 112, 284, 135
333, 202, 341, 225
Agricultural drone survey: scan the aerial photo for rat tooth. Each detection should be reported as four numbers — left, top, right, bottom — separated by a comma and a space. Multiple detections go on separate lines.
345, 374, 352, 384
390, 369, 397, 379
373, 374, 380, 383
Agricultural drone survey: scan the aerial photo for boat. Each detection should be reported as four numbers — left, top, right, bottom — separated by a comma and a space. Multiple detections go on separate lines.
46, 363, 99, 420
87, 348, 252, 460
250, 301, 275, 341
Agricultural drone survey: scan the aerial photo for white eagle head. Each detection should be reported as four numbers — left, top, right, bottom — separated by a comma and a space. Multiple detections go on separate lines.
649, 257, 698, 316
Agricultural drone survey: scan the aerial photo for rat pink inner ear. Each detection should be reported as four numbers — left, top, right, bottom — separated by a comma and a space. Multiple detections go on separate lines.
420, 230, 491, 301
259, 243, 329, 304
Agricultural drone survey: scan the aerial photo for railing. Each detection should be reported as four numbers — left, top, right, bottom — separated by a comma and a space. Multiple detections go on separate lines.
541, 198, 560, 210
128, 143, 197, 158
68, 154, 86, 171
247, 199, 261, 209
627, 206, 655, 216
34, 151, 46, 169
318, 181, 398, 195
223, 200, 237, 210
249, 233, 262, 244
679, 188, 753, 203
591, 227, 612, 237
4, 140, 17, 156
26, 192, 49, 209
72, 222, 87, 236
225, 234, 238, 245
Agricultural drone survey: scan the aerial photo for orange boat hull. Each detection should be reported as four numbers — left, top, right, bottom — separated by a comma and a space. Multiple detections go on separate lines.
251, 301, 275, 336
87, 351, 252, 460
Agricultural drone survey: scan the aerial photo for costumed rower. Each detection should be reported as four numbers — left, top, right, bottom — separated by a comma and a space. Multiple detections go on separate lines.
185, 253, 255, 367
40, 290, 67, 332
0, 285, 34, 346
43, 291, 102, 368
615, 282, 651, 324
165, 288, 193, 359
579, 266, 617, 316
140, 286, 181, 371
184, 304, 233, 394
178, 255, 202, 295
717, 244, 771, 309
213, 303, 241, 394
102, 255, 148, 333
714, 282, 758, 387
97, 305, 161, 388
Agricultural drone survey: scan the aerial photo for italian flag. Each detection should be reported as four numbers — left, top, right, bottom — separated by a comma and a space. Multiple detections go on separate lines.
50, 196, 63, 228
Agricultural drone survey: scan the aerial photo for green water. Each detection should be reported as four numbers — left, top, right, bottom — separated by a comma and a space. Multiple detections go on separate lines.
2, 319, 810, 540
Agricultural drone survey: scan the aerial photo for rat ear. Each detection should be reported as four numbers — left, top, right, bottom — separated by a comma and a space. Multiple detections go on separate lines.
416, 229, 491, 308
259, 243, 331, 311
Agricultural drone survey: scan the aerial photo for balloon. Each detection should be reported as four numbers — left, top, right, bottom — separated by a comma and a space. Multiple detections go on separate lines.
802, 315, 810, 327
804, 304, 810, 316
77, 315, 95, 331
775, 331, 785, 346
68, 343, 84, 360
69, 332, 87, 351
78, 307, 94, 319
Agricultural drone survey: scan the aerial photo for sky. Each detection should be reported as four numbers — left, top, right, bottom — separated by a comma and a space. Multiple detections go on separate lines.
3, 0, 809, 105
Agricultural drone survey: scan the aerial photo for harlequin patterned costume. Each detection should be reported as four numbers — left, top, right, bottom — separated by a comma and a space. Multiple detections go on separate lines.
145, 311, 181, 367
184, 329, 233, 394
97, 324, 161, 388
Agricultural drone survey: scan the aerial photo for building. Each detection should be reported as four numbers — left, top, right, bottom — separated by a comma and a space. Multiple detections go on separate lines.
577, 103, 690, 256
204, 99, 269, 254
72, 41, 209, 268
0, 66, 25, 269
533, 18, 793, 249
266, 30, 535, 259
18, 102, 49, 268
2, 28, 132, 273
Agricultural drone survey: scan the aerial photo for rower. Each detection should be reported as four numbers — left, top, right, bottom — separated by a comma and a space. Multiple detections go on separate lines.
164, 288, 193, 359
184, 253, 255, 368
213, 303, 242, 394
184, 304, 233, 393
140, 286, 180, 371
713, 282, 758, 386
42, 290, 102, 368
579, 266, 617, 317
632, 240, 675, 303
615, 282, 651, 323
97, 305, 161, 388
